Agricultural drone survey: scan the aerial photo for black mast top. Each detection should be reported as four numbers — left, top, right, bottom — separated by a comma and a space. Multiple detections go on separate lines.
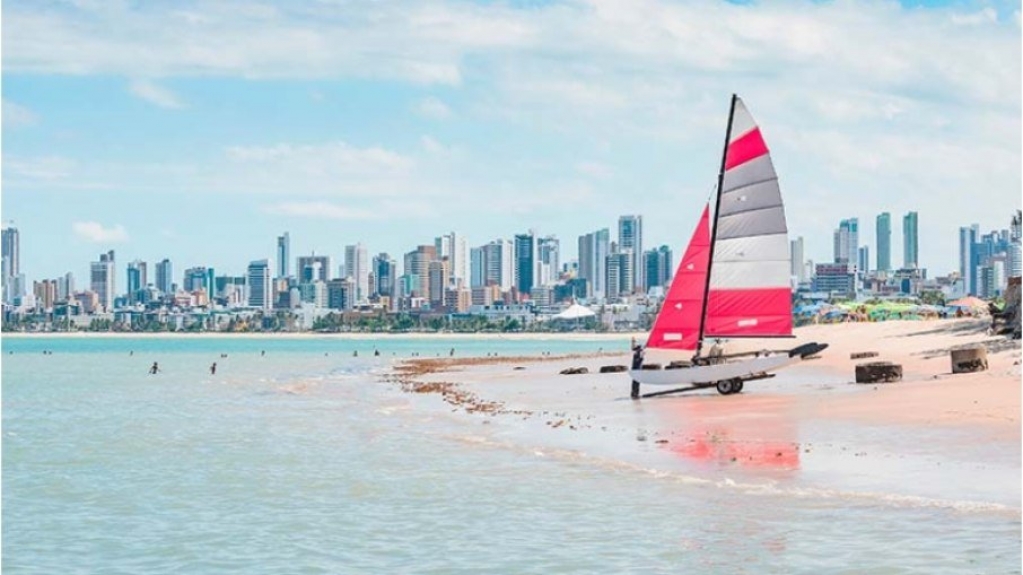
695, 93, 738, 357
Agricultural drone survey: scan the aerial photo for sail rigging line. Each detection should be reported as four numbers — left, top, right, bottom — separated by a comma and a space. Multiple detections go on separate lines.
696, 93, 738, 356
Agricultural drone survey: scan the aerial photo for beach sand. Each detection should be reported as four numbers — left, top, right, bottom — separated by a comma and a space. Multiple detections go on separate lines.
388, 318, 1021, 508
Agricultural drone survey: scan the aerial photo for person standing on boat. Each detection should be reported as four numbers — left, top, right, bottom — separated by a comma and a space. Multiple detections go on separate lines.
630, 344, 645, 400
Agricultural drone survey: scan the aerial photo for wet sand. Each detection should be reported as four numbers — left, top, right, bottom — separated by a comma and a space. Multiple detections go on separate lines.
388, 318, 1021, 508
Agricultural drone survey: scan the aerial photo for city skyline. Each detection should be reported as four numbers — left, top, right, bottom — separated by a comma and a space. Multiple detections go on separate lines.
2, 0, 1020, 283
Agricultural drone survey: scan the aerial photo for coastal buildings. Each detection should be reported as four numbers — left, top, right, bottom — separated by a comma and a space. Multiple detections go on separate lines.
8, 204, 1022, 333
2, 225, 20, 304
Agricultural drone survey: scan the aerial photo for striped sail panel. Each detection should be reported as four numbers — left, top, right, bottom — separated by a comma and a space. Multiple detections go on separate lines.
715, 207, 787, 240
721, 155, 775, 195
706, 96, 792, 338
646, 205, 711, 351
707, 260, 791, 289
718, 180, 782, 217
704, 287, 793, 337
728, 99, 758, 144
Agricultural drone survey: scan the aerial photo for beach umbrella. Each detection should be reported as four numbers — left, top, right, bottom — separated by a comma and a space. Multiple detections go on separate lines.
554, 304, 596, 320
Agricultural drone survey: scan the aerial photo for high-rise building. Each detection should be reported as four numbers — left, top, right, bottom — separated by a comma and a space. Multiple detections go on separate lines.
184, 267, 210, 293
876, 212, 891, 272
605, 251, 633, 301
903, 211, 919, 269
344, 243, 369, 303
436, 232, 470, 289
857, 246, 869, 277
475, 240, 513, 290
155, 258, 173, 294
126, 260, 147, 304
833, 218, 858, 267
90, 250, 116, 311
428, 259, 450, 308
959, 224, 979, 295
537, 235, 560, 287
1009, 210, 1022, 279
276, 232, 290, 279
643, 246, 672, 291
372, 253, 396, 299
297, 254, 330, 283
790, 236, 805, 284
247, 259, 272, 309
578, 228, 610, 299
2, 225, 20, 304
514, 232, 535, 296
404, 245, 437, 299
618, 215, 643, 290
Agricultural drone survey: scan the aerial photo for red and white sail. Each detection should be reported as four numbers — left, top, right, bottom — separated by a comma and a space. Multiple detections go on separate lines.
704, 97, 792, 338
646, 205, 711, 350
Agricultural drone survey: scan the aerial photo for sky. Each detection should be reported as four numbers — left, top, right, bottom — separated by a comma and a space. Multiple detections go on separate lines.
2, 0, 1020, 285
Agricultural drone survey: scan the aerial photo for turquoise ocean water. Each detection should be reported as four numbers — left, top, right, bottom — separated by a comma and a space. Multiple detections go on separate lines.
2, 336, 1020, 574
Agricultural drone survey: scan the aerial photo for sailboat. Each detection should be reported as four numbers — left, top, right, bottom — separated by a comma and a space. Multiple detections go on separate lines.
629, 94, 827, 397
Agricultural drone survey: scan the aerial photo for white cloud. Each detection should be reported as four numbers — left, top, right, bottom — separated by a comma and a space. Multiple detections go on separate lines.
128, 79, 184, 109
415, 96, 452, 119
72, 221, 129, 243
3, 99, 38, 127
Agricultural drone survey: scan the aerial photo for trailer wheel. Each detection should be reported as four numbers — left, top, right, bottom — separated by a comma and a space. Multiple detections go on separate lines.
733, 380, 744, 393
716, 379, 735, 395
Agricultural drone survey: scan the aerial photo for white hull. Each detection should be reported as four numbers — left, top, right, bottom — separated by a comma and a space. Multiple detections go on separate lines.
628, 354, 799, 386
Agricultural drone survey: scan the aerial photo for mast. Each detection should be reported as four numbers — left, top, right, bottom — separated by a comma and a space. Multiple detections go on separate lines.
696, 93, 737, 356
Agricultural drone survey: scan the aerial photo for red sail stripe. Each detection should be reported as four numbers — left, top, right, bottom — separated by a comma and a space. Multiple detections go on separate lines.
646, 205, 711, 351
724, 127, 769, 171
703, 287, 792, 337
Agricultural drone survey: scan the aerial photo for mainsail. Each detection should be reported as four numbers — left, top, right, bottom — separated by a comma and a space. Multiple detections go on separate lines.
645, 205, 711, 350
703, 96, 793, 339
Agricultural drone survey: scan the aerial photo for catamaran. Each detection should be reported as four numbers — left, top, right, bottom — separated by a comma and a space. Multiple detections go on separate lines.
629, 94, 827, 398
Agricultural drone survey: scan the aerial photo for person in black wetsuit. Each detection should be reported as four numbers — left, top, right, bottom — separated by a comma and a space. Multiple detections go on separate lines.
630, 345, 645, 400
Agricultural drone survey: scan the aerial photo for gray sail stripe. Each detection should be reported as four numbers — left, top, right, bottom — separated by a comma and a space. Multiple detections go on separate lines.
722, 155, 776, 193
713, 234, 789, 262
728, 98, 757, 144
718, 180, 782, 217
715, 207, 787, 239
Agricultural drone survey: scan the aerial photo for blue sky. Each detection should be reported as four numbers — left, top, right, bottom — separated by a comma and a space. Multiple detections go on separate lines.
2, 0, 1020, 284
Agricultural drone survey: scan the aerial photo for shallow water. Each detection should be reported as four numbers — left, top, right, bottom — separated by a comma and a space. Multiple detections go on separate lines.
3, 336, 1020, 573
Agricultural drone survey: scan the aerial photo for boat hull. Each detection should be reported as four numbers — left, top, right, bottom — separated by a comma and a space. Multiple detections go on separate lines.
628, 354, 799, 386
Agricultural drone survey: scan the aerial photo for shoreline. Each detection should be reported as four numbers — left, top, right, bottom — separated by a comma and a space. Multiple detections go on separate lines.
385, 319, 1021, 508
0, 331, 644, 341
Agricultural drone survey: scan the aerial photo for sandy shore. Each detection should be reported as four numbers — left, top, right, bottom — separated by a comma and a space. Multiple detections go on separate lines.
387, 318, 1021, 507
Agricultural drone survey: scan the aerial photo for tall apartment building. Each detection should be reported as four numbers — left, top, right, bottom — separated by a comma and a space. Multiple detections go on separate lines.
876, 212, 891, 272
126, 260, 147, 304
372, 253, 397, 299
833, 218, 858, 267
514, 232, 535, 296
643, 246, 672, 291
537, 235, 560, 287
90, 250, 116, 311
297, 254, 330, 283
903, 211, 919, 269
247, 259, 271, 310
435, 232, 469, 289
344, 243, 369, 303
155, 258, 174, 294
790, 236, 805, 284
618, 215, 643, 291
276, 232, 290, 278
578, 228, 610, 300
404, 245, 437, 299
